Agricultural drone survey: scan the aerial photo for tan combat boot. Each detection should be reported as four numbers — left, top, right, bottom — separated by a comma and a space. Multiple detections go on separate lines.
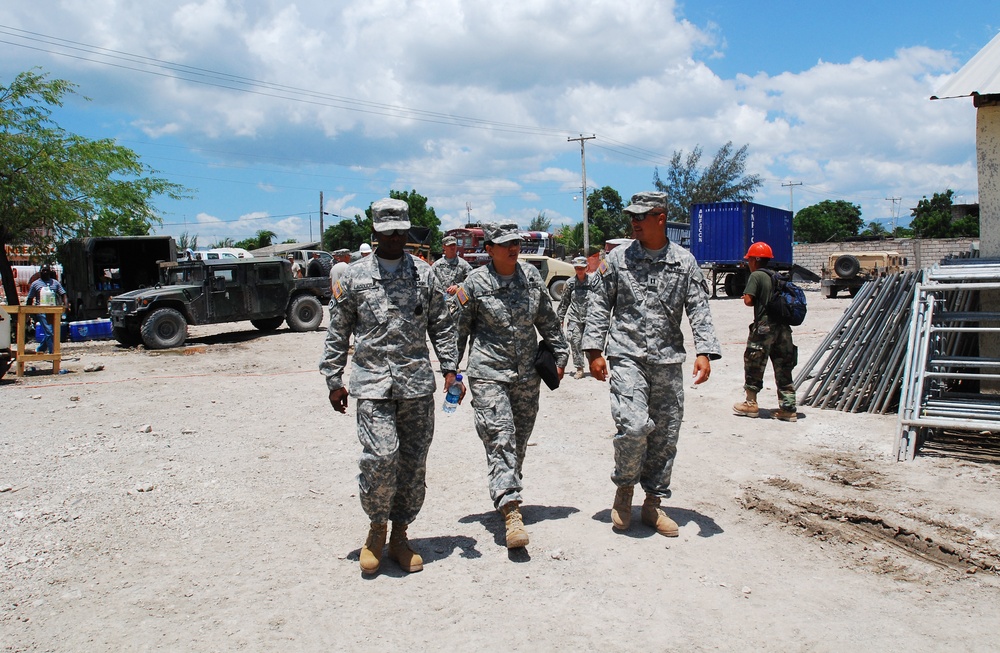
773, 408, 798, 422
574, 367, 585, 379
359, 522, 387, 574
388, 522, 424, 573
641, 494, 679, 537
733, 390, 759, 418
501, 502, 529, 549
611, 485, 634, 530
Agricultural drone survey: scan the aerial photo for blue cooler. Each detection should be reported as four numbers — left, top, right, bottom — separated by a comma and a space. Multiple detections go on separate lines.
70, 319, 114, 341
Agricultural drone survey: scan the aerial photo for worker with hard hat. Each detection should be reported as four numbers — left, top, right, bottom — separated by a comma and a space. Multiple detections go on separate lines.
733, 241, 799, 422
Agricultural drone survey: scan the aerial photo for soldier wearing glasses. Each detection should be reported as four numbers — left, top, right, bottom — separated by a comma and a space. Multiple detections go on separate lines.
320, 198, 461, 575
455, 223, 568, 550
583, 192, 721, 539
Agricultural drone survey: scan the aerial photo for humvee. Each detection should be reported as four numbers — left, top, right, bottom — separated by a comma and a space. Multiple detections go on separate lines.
109, 257, 331, 349
821, 251, 905, 298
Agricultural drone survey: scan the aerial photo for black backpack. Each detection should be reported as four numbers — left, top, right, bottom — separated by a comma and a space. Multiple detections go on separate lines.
762, 270, 807, 327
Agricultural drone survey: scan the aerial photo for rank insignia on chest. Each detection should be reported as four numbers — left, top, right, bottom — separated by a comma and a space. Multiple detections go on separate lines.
456, 287, 470, 306
332, 280, 345, 301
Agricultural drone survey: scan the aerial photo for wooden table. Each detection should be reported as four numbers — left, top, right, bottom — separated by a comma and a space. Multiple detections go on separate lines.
2, 305, 65, 377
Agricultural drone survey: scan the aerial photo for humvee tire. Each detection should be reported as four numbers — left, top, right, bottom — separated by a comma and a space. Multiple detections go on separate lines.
287, 295, 323, 331
141, 308, 188, 349
251, 316, 285, 331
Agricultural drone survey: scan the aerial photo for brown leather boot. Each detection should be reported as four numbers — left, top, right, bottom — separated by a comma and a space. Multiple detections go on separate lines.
733, 390, 759, 418
611, 485, 634, 530
641, 494, 679, 537
359, 522, 387, 574
501, 502, 529, 549
574, 367, 585, 379
388, 523, 423, 573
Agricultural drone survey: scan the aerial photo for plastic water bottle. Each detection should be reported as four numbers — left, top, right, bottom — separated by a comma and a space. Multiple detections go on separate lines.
442, 373, 463, 414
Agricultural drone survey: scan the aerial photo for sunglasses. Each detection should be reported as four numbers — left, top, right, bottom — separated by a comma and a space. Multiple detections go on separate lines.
491, 240, 522, 249
378, 229, 409, 237
630, 210, 664, 222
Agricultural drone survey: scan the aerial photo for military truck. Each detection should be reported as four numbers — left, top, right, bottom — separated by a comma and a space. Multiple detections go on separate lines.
109, 257, 331, 349
821, 250, 906, 298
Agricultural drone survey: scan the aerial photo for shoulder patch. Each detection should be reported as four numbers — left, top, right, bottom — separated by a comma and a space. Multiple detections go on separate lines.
332, 280, 346, 301
597, 260, 609, 275
456, 286, 470, 306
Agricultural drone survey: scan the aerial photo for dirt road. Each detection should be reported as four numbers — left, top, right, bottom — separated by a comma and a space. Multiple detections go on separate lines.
3, 293, 999, 651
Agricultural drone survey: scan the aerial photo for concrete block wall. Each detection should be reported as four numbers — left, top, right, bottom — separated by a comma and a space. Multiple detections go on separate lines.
792, 238, 979, 275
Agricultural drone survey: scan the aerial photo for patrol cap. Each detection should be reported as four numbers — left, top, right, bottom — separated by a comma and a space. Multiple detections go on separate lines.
483, 223, 521, 245
442, 235, 457, 246
359, 243, 372, 254
371, 198, 411, 233
623, 191, 668, 215
572, 256, 588, 268
333, 248, 350, 256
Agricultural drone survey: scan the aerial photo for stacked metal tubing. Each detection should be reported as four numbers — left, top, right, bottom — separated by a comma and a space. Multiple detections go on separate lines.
895, 261, 1000, 460
794, 271, 920, 414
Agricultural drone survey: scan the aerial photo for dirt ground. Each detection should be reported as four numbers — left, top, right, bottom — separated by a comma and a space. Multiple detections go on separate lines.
3, 290, 999, 652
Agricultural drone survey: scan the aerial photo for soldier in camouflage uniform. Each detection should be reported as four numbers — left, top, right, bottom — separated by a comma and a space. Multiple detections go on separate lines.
431, 235, 474, 365
320, 198, 461, 575
456, 223, 569, 549
733, 242, 798, 422
557, 256, 593, 379
583, 192, 721, 538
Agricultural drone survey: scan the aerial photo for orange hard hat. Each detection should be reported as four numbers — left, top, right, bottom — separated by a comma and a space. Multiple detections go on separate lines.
745, 242, 773, 259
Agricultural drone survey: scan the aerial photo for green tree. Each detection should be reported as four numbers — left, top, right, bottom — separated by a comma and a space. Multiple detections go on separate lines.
323, 214, 370, 252
586, 186, 627, 242
210, 237, 235, 248
860, 221, 888, 238
793, 200, 864, 243
652, 141, 762, 223
528, 212, 551, 232
177, 231, 199, 251
555, 221, 602, 256
0, 69, 188, 303
234, 229, 276, 252
910, 189, 979, 238
365, 189, 442, 255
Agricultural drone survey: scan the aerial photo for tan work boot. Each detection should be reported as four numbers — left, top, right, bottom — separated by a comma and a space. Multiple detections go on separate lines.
501, 502, 529, 549
611, 485, 634, 530
359, 522, 387, 574
641, 494, 679, 537
388, 523, 423, 573
574, 367, 585, 379
773, 408, 798, 422
733, 390, 759, 418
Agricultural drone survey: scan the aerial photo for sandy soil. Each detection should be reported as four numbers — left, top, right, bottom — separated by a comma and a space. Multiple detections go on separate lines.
3, 291, 999, 652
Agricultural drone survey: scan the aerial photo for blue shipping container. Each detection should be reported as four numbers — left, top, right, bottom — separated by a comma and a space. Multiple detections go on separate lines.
690, 202, 794, 265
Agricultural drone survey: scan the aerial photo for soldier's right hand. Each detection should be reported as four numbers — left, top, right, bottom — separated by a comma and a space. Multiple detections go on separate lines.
329, 387, 349, 413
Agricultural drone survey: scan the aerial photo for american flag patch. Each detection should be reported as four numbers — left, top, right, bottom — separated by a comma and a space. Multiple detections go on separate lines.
456, 286, 469, 306
597, 260, 609, 275
332, 280, 345, 301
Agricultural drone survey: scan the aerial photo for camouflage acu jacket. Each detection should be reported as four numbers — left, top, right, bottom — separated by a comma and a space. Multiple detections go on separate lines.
457, 260, 569, 382
320, 254, 458, 399
582, 240, 721, 364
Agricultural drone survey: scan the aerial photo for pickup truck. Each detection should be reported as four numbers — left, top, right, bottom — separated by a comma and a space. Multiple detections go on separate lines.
109, 257, 331, 349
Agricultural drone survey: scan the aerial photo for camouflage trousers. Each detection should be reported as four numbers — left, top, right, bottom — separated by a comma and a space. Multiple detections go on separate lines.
565, 319, 586, 370
355, 395, 435, 525
469, 376, 541, 511
608, 357, 683, 499
743, 321, 798, 411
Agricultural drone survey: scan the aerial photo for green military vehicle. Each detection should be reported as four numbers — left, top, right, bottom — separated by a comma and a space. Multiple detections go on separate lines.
109, 257, 330, 349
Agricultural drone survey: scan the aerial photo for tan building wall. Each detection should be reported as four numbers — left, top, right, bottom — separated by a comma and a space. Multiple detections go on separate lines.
793, 238, 979, 276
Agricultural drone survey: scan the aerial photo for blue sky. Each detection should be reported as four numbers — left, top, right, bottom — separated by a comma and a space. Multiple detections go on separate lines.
1, 1, 995, 246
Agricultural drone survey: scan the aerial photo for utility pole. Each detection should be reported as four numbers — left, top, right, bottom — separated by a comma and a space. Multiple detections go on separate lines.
885, 196, 901, 236
319, 191, 324, 248
568, 134, 596, 254
466, 201, 472, 225
782, 181, 803, 215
